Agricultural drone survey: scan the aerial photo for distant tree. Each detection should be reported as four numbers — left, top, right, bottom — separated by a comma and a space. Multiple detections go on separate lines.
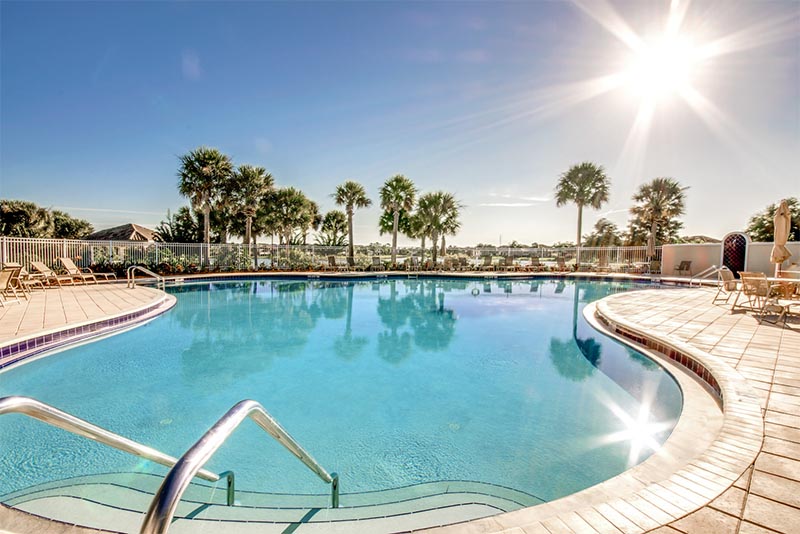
266, 188, 318, 246
316, 210, 348, 246
229, 164, 274, 249
746, 197, 800, 242
52, 210, 93, 239
155, 207, 201, 243
379, 175, 417, 266
554, 162, 610, 250
177, 147, 234, 252
624, 217, 682, 246
0, 200, 54, 237
583, 218, 622, 247
629, 177, 688, 246
333, 180, 371, 261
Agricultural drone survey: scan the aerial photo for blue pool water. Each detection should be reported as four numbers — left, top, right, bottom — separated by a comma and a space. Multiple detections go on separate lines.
0, 278, 681, 503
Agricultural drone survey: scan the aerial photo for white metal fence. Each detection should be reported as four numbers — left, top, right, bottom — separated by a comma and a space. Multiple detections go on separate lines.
0, 237, 662, 273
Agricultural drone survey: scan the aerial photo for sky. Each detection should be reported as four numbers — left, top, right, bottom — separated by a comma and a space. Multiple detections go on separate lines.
1, 0, 798, 246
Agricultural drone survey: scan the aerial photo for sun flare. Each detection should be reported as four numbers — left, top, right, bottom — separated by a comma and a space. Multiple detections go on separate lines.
625, 35, 701, 101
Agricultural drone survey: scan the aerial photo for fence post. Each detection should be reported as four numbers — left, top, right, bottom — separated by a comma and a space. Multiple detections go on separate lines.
1, 236, 6, 264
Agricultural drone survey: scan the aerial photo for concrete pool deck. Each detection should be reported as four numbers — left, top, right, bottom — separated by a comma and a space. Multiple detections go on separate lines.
1, 279, 798, 533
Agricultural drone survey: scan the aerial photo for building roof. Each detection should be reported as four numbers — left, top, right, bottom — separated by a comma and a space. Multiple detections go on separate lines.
85, 223, 157, 242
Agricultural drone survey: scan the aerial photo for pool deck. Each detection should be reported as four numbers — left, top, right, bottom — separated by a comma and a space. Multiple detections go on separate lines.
1, 278, 799, 533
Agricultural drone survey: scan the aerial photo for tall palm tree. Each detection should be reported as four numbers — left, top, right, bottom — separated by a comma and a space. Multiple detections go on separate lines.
379, 175, 417, 266
416, 192, 462, 263
230, 164, 274, 253
333, 180, 372, 261
554, 162, 610, 249
630, 177, 688, 247
177, 147, 234, 260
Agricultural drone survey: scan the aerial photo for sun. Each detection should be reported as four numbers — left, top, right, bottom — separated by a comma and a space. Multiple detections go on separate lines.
625, 35, 701, 101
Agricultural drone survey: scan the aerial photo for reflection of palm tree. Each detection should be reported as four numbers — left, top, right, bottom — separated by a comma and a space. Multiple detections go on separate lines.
409, 282, 457, 351
333, 283, 368, 360
548, 282, 602, 381
376, 280, 414, 363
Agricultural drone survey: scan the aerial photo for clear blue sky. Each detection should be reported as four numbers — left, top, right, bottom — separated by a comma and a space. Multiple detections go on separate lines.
1, 0, 798, 245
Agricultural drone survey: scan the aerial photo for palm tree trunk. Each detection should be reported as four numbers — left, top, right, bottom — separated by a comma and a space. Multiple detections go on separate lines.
440, 235, 446, 257
420, 235, 426, 264
347, 208, 355, 262
391, 210, 399, 266
203, 202, 211, 267
245, 217, 253, 268
431, 231, 439, 263
576, 203, 583, 269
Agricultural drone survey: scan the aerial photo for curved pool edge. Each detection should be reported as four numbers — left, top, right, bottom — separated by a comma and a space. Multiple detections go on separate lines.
0, 287, 176, 373
420, 294, 763, 534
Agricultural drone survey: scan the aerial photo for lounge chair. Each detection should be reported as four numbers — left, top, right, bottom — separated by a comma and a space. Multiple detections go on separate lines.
370, 257, 385, 272
3, 262, 44, 297
405, 257, 420, 271
479, 256, 494, 271
30, 261, 75, 287
57, 257, 96, 284
60, 257, 117, 283
346, 257, 365, 272
648, 260, 661, 275
675, 260, 692, 276
555, 257, 568, 272
499, 256, 516, 272
713, 268, 737, 303
527, 257, 545, 272
0, 265, 22, 306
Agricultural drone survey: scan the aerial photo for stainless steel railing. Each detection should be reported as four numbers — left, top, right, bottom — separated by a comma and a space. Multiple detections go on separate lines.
140, 399, 339, 534
0, 396, 220, 483
127, 265, 165, 289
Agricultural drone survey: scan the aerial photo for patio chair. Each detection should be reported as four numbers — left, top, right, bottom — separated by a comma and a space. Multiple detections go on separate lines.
0, 265, 22, 306
555, 257, 568, 272
648, 260, 661, 275
675, 260, 692, 276
405, 257, 420, 271
528, 257, 545, 272
457, 257, 469, 271
594, 256, 611, 274
732, 272, 772, 312
60, 256, 117, 282
479, 256, 495, 271
713, 267, 738, 303
30, 261, 75, 287
370, 256, 385, 272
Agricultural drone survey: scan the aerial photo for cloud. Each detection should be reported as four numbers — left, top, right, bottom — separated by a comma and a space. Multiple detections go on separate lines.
479, 202, 539, 208
489, 193, 551, 202
402, 48, 445, 64
254, 137, 272, 154
181, 50, 202, 80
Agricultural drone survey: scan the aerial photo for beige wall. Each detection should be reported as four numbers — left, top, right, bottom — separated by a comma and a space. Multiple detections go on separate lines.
662, 241, 800, 277
661, 244, 721, 276
747, 242, 800, 275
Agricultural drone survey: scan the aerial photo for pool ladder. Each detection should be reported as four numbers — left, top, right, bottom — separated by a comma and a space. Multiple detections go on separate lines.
0, 396, 339, 534
127, 265, 166, 290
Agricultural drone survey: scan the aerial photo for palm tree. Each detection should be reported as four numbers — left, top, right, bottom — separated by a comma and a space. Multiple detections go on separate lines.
316, 210, 348, 246
630, 177, 688, 247
177, 147, 234, 261
554, 162, 611, 250
333, 180, 372, 262
416, 192, 462, 263
230, 164, 274, 254
379, 175, 417, 266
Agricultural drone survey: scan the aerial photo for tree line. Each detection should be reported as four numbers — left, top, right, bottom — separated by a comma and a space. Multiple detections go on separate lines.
0, 200, 93, 239
166, 146, 462, 265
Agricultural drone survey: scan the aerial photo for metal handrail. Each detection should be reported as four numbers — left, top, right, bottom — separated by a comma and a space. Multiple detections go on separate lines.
140, 399, 339, 534
127, 265, 165, 289
689, 264, 721, 286
0, 396, 220, 483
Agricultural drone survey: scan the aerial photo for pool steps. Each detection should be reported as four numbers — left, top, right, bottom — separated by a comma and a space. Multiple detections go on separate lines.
4, 473, 543, 533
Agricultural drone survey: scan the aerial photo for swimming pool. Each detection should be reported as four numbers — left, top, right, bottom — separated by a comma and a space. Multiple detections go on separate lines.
0, 278, 682, 527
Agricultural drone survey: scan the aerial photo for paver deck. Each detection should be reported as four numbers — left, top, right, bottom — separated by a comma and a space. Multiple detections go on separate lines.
598, 287, 800, 534
0, 284, 165, 345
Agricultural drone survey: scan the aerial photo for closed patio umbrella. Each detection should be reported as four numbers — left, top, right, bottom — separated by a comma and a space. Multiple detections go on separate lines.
771, 199, 792, 275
